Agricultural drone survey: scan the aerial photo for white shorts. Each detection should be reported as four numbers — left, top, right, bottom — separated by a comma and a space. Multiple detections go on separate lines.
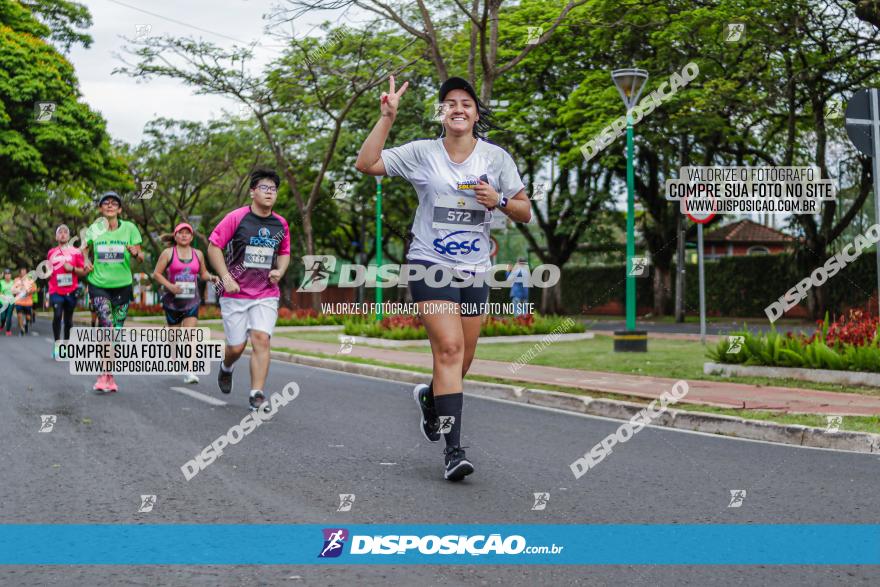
219, 297, 279, 346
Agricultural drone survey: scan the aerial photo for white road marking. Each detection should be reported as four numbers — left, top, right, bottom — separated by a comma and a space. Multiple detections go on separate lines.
170, 386, 227, 406
476, 394, 878, 456
379, 462, 397, 466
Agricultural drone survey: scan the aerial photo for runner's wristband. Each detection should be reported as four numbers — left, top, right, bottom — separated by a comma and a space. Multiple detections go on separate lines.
499, 196, 508, 209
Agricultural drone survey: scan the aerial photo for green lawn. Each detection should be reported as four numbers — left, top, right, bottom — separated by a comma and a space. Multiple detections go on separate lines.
273, 329, 880, 396
278, 331, 347, 344
397, 333, 880, 396
579, 314, 810, 327
272, 347, 880, 434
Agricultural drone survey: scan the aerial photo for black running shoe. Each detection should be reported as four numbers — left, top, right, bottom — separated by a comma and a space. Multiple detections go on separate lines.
413, 384, 441, 443
249, 389, 267, 412
444, 446, 474, 482
217, 366, 233, 394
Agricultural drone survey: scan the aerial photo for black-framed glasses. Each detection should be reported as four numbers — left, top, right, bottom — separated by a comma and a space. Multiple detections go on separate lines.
255, 185, 278, 194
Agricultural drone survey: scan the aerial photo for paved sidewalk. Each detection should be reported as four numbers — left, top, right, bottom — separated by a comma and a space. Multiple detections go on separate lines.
252, 331, 880, 417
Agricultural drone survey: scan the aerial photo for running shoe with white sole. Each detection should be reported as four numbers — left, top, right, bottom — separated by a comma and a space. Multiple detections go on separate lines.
249, 389, 269, 412
92, 374, 108, 391
413, 384, 441, 443
217, 366, 233, 394
444, 446, 474, 482
93, 373, 116, 393
183, 373, 200, 384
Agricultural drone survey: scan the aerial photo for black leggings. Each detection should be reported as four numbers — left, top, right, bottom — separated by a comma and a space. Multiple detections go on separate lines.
50, 293, 77, 341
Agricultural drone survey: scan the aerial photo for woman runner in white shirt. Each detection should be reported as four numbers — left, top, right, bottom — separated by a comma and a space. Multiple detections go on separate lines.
355, 76, 532, 481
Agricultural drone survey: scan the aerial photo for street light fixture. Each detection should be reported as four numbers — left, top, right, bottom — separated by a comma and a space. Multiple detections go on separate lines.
611, 68, 648, 352
375, 175, 383, 321
611, 68, 648, 110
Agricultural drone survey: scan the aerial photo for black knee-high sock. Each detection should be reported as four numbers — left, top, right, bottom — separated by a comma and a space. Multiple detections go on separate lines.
433, 392, 463, 449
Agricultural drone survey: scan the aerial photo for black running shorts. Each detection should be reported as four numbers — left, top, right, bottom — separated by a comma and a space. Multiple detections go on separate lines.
406, 260, 490, 317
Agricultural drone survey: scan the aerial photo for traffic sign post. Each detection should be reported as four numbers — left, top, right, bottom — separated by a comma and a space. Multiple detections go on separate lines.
845, 89, 880, 318
684, 196, 716, 344
697, 223, 707, 344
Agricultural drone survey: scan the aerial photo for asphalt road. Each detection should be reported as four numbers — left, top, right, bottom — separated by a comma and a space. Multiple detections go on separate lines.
1, 330, 878, 586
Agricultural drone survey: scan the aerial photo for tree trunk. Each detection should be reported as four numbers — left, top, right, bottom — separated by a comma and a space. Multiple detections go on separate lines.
652, 264, 672, 316
300, 211, 322, 312
674, 215, 686, 322
540, 280, 562, 315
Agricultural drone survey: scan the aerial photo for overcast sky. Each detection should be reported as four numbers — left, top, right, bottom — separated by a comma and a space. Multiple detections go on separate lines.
67, 0, 351, 145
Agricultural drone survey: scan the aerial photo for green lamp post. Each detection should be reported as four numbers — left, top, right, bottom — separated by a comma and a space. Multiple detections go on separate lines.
611, 68, 648, 352
375, 175, 383, 321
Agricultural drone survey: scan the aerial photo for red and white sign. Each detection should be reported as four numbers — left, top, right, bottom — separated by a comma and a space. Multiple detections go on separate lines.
683, 193, 717, 224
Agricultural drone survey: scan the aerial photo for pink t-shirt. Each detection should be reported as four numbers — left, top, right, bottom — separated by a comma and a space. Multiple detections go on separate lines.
47, 246, 85, 295
209, 206, 291, 299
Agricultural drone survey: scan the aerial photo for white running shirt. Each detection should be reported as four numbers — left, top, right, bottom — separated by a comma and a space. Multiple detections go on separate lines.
381, 138, 525, 272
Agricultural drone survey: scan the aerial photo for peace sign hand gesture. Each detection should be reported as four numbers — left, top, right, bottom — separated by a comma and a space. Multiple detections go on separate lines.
380, 75, 409, 120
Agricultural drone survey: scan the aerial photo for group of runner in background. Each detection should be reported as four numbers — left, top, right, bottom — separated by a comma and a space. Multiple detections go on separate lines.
3, 169, 290, 405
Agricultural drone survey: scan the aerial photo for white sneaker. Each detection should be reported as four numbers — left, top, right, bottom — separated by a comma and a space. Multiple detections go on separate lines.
183, 373, 200, 384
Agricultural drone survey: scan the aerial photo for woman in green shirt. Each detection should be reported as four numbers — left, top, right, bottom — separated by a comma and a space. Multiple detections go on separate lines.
0, 268, 13, 335
81, 191, 144, 392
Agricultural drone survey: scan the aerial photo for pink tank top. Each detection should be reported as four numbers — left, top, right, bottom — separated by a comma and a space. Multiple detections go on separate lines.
162, 246, 201, 310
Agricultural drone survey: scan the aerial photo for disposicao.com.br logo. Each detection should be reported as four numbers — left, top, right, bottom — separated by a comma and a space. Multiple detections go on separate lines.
318, 528, 563, 558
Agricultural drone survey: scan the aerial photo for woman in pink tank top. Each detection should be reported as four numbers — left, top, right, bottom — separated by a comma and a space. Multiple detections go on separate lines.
151, 222, 218, 384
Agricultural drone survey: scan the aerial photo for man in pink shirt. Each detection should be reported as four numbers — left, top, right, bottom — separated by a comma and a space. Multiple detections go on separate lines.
47, 224, 87, 349
208, 169, 291, 411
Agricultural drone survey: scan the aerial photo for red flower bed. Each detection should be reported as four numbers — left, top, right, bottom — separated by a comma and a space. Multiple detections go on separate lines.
484, 314, 534, 328
379, 314, 423, 330
815, 309, 879, 347
126, 303, 164, 316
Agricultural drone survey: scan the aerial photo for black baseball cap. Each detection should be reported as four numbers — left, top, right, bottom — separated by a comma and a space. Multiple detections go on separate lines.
97, 191, 122, 206
439, 77, 479, 103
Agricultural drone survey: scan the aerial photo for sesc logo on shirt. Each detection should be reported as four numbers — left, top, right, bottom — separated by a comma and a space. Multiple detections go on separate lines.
433, 230, 482, 256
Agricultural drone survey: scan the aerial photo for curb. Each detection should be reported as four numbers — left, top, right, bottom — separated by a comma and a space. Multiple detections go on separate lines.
705, 361, 880, 388
264, 350, 880, 455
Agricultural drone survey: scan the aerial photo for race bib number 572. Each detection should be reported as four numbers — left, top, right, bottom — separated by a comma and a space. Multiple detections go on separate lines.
432, 195, 486, 232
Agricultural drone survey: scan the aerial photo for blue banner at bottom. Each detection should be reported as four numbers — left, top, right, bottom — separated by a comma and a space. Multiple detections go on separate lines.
0, 524, 878, 565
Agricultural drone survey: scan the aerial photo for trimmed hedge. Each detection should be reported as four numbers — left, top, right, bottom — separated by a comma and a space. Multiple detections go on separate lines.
488, 252, 878, 317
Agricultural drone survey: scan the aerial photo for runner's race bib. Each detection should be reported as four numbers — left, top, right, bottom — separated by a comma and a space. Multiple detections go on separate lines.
96, 244, 125, 263
175, 280, 196, 299
56, 273, 73, 287
432, 195, 486, 232
244, 245, 274, 269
